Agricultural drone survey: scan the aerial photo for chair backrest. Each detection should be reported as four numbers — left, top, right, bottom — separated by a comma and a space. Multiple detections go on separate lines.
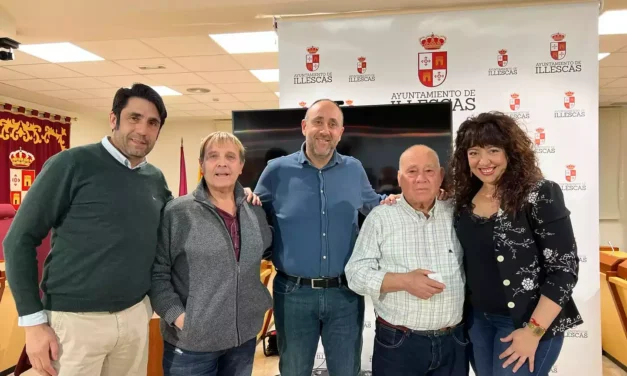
0, 270, 6, 304
0, 204, 16, 261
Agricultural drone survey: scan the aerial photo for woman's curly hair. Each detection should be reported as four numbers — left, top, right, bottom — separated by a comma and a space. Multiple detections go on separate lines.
448, 112, 543, 215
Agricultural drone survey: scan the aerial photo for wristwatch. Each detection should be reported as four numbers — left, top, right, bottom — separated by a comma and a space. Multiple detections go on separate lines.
527, 318, 546, 337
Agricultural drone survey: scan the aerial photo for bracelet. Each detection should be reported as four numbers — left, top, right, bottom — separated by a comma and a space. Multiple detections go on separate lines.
527, 318, 546, 337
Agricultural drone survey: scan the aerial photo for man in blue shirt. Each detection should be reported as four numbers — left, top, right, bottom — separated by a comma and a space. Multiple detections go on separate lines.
255, 99, 393, 376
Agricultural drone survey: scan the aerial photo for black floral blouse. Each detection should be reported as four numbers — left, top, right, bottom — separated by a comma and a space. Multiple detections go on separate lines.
455, 179, 582, 338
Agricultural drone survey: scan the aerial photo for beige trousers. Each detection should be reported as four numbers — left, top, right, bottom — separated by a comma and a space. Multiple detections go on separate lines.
46, 296, 152, 376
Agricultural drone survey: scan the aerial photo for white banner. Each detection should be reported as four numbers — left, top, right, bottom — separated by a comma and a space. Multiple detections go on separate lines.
278, 2, 600, 375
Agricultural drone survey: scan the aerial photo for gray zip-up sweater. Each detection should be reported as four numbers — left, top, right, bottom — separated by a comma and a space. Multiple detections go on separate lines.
149, 180, 273, 352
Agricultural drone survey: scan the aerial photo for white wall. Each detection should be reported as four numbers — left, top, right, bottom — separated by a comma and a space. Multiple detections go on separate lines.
600, 107, 627, 249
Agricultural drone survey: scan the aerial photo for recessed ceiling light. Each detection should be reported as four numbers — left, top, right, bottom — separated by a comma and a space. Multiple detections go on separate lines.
250, 69, 279, 82
599, 53, 610, 61
275, 92, 280, 97
150, 86, 182, 96
19, 42, 104, 63
209, 31, 278, 54
187, 87, 211, 94
599, 10, 627, 35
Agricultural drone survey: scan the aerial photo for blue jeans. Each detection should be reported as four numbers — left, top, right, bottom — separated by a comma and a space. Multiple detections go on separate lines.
273, 273, 365, 376
468, 309, 564, 376
162, 338, 256, 376
372, 321, 470, 376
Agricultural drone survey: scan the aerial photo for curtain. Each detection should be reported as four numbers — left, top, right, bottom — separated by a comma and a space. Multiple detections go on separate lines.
0, 104, 71, 210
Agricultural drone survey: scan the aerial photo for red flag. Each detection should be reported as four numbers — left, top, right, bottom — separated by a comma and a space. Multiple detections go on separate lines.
179, 138, 188, 196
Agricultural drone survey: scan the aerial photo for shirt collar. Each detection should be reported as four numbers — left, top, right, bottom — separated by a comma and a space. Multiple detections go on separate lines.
297, 141, 342, 168
399, 195, 438, 218
101, 136, 147, 170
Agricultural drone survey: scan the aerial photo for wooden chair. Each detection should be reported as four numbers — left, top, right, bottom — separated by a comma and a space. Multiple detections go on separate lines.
258, 260, 275, 341
0, 270, 5, 304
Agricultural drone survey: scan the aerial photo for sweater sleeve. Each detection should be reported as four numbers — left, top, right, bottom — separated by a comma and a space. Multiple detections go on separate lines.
529, 180, 579, 308
3, 150, 76, 316
149, 205, 185, 326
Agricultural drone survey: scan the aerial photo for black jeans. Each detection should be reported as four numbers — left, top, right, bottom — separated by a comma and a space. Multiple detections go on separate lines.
372, 320, 470, 376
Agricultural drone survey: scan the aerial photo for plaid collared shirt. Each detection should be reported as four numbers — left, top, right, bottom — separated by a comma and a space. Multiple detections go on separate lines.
345, 197, 465, 331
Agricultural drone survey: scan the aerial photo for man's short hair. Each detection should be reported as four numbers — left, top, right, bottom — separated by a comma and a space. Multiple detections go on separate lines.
199, 131, 246, 162
111, 83, 168, 128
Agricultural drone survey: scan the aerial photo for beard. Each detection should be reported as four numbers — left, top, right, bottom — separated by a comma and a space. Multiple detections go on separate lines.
113, 132, 153, 159
307, 136, 335, 159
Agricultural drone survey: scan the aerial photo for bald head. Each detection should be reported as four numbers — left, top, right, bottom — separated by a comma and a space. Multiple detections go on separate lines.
304, 99, 344, 124
398, 145, 444, 211
399, 145, 440, 170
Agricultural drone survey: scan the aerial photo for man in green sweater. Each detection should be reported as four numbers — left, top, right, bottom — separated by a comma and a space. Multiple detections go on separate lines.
4, 83, 173, 376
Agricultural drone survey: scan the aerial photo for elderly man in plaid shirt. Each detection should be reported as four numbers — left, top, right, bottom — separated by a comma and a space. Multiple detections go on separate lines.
345, 145, 469, 376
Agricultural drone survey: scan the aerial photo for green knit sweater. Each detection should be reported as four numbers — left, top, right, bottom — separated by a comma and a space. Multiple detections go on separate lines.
3, 142, 172, 315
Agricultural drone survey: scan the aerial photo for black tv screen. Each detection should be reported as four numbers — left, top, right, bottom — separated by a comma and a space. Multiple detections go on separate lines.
233, 102, 453, 196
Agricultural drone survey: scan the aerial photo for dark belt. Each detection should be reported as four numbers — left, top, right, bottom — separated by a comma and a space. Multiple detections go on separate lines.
277, 270, 346, 289
376, 316, 460, 336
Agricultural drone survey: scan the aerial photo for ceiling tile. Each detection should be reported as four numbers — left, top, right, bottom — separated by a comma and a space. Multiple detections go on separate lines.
197, 70, 258, 84
234, 92, 278, 101
220, 111, 233, 118
1, 79, 69, 91
115, 58, 188, 74
600, 78, 618, 87
167, 84, 224, 95
169, 103, 212, 111
246, 101, 279, 110
0, 51, 48, 66
600, 35, 627, 53
0, 67, 34, 80
208, 101, 251, 110
161, 95, 201, 105
216, 82, 270, 93
142, 73, 207, 86
264, 82, 279, 92
167, 110, 193, 117
39, 89, 95, 100
191, 93, 239, 103
71, 98, 117, 107
141, 36, 226, 57
600, 95, 620, 103
48, 77, 112, 89
603, 78, 627, 88
6, 64, 84, 79
232, 53, 279, 70
96, 75, 157, 87
600, 87, 627, 96
75, 40, 163, 60
173, 55, 243, 72
185, 109, 224, 117
81, 87, 121, 98
600, 67, 627, 79
59, 61, 136, 77
600, 53, 627, 67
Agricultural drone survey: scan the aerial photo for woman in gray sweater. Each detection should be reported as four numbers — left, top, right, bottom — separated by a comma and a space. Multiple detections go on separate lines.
150, 131, 273, 376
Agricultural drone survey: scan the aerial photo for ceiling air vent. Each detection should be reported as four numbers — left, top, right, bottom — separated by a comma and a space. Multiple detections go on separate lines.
138, 65, 166, 70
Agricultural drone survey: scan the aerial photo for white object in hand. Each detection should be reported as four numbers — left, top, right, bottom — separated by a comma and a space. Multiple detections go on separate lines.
428, 272, 444, 283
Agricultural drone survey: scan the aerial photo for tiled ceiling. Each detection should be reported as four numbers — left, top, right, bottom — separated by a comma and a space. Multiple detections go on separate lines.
0, 0, 625, 118
0, 37, 279, 119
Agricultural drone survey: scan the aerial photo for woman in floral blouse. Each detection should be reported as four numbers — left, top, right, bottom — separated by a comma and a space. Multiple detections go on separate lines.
448, 112, 582, 376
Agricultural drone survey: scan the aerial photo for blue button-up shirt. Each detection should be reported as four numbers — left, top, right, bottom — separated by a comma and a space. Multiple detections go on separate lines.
254, 143, 386, 278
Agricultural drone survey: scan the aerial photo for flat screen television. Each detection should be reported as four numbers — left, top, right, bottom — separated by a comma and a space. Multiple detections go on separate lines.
233, 102, 453, 198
